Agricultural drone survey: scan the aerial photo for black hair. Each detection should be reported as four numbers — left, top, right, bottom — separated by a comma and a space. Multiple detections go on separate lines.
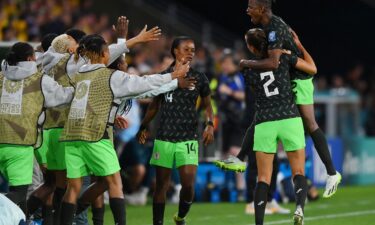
255, 0, 273, 9
75, 34, 106, 62
5, 42, 34, 65
65, 28, 86, 43
41, 33, 58, 52
245, 28, 268, 58
108, 55, 124, 70
81, 34, 106, 54
170, 36, 194, 59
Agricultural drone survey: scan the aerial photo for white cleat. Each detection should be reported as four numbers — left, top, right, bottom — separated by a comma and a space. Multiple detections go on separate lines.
245, 202, 273, 215
266, 199, 290, 214
293, 206, 304, 225
323, 171, 342, 198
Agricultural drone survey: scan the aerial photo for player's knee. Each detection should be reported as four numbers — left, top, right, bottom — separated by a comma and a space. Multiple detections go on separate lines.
181, 184, 194, 194
155, 182, 169, 194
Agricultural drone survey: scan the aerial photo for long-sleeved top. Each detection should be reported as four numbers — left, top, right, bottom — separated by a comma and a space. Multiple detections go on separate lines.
1, 60, 74, 108
42, 41, 129, 76
78, 64, 178, 102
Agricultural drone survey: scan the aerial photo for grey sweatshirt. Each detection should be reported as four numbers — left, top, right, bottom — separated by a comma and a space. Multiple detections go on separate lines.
41, 41, 129, 77
1, 60, 74, 108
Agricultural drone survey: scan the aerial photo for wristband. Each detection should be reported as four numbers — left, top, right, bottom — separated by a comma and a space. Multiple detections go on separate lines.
206, 121, 214, 127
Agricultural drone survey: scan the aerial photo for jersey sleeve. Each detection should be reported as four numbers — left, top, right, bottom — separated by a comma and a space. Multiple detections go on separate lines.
110, 70, 173, 99
125, 79, 178, 100
199, 73, 211, 97
288, 54, 298, 67
267, 29, 284, 50
42, 75, 74, 107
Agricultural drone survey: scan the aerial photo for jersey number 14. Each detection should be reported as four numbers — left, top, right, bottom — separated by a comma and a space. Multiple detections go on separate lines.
260, 71, 279, 97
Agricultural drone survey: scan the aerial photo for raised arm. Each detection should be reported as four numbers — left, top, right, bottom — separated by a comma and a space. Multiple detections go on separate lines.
125, 25, 162, 49
111, 61, 190, 99
291, 29, 317, 75
129, 76, 196, 100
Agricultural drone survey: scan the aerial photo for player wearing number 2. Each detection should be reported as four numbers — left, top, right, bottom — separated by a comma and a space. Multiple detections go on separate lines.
244, 28, 317, 225
137, 36, 214, 225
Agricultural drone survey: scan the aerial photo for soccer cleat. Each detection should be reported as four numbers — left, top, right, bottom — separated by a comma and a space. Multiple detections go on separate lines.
245, 202, 273, 215
266, 199, 291, 214
293, 206, 304, 225
323, 171, 342, 198
173, 214, 186, 225
213, 155, 246, 173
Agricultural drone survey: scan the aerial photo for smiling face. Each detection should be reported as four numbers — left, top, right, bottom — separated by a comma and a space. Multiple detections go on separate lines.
247, 0, 265, 25
174, 40, 195, 64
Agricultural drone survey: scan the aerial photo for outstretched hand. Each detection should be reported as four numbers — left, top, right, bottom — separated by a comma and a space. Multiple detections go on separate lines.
135, 25, 162, 43
113, 16, 129, 39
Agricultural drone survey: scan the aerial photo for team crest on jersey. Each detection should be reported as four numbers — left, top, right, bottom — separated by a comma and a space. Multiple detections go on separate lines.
69, 80, 90, 119
154, 152, 160, 160
268, 31, 276, 42
0, 78, 24, 115
75, 82, 89, 99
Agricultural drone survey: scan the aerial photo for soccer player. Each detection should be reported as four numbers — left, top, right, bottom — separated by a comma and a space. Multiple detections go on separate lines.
57, 34, 190, 225
221, 0, 341, 198
244, 27, 317, 225
137, 36, 215, 225
0, 42, 74, 214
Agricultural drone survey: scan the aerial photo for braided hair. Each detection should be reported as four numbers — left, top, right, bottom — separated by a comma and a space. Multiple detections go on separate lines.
74, 34, 106, 63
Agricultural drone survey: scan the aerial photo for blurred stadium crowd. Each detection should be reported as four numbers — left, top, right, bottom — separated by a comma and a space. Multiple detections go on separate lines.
2, 0, 374, 136
0, 0, 374, 207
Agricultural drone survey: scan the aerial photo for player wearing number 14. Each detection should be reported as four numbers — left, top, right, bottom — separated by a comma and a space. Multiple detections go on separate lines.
137, 37, 214, 225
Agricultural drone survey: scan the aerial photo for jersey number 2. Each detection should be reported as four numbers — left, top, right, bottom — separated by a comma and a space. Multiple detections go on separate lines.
260, 71, 279, 97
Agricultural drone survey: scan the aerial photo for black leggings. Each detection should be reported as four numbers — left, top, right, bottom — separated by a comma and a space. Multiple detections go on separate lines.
6, 185, 29, 213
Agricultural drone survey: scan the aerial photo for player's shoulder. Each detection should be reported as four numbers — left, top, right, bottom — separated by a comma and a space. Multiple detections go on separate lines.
191, 68, 208, 82
271, 15, 288, 26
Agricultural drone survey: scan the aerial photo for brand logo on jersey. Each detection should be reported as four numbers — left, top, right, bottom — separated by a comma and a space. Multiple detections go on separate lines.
76, 82, 89, 99
296, 188, 303, 194
268, 31, 276, 42
154, 152, 160, 160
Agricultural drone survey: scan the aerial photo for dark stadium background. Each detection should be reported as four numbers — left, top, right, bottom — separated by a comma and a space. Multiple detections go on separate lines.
93, 0, 375, 82
164, 0, 375, 76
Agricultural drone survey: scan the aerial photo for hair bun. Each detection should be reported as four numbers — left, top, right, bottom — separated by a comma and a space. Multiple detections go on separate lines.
5, 51, 18, 65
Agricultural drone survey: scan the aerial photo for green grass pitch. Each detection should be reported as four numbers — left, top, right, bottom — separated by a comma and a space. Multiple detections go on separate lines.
88, 185, 375, 225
